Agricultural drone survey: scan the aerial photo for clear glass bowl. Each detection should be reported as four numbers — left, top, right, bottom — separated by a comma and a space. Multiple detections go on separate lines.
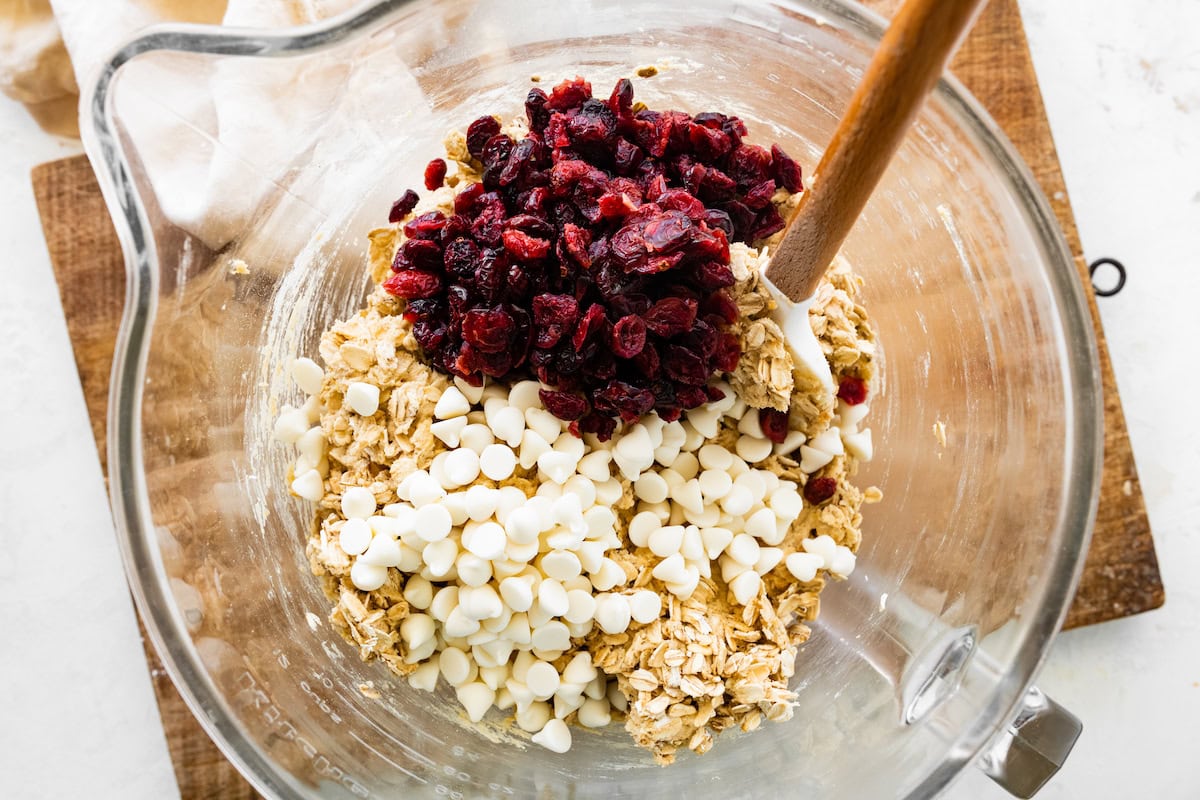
82, 1, 1100, 797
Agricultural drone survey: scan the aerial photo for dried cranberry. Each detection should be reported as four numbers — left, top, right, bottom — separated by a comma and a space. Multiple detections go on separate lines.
502, 229, 551, 261
726, 143, 773, 189
596, 380, 656, 423
744, 179, 777, 210
803, 477, 838, 505
643, 297, 698, 338
758, 408, 790, 444
608, 78, 634, 115
383, 270, 441, 299
403, 211, 447, 241
567, 99, 618, 148
572, 304, 608, 351
412, 319, 447, 350
693, 260, 735, 291
611, 315, 647, 358
466, 116, 501, 159
443, 238, 480, 277
388, 189, 419, 223
750, 206, 786, 241
539, 389, 590, 420
702, 289, 740, 325
771, 144, 804, 193
424, 158, 447, 190
663, 345, 708, 385
546, 76, 593, 111
461, 307, 517, 353
688, 123, 732, 162
526, 88, 551, 132
532, 293, 579, 327
838, 375, 868, 405
675, 386, 710, 409
454, 182, 486, 215
713, 332, 741, 372
577, 412, 617, 441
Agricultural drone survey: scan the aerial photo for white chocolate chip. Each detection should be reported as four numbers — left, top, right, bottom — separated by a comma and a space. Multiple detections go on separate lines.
729, 570, 762, 605
785, 552, 823, 582
431, 416, 469, 447
345, 382, 381, 416
289, 357, 324, 395
273, 407, 309, 444
340, 486, 376, 519
531, 717, 572, 753
350, 560, 387, 591
290, 468, 324, 501
435, 386, 472, 419
736, 435, 774, 463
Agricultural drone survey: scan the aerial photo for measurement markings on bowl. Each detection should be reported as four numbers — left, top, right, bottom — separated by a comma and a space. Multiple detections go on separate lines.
234, 669, 374, 797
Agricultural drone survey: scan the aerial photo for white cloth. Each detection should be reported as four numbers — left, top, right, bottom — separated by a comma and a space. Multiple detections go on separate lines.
49, 0, 364, 248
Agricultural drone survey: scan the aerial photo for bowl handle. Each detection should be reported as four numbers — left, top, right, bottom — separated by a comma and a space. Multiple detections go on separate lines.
977, 685, 1081, 798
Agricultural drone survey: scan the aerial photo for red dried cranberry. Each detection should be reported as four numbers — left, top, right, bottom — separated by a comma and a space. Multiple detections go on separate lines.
577, 412, 617, 441
560, 223, 592, 268
744, 179, 778, 210
611, 315, 647, 358
803, 477, 838, 505
608, 78, 634, 115
631, 341, 660, 377
688, 123, 732, 162
759, 408, 790, 444
526, 88, 551, 132
771, 144, 804, 193
539, 389, 590, 420
663, 345, 708, 385
643, 297, 698, 338
412, 320, 447, 350
726, 144, 773, 189
388, 189, 419, 223
502, 229, 551, 261
596, 380, 655, 423
838, 375, 869, 405
443, 238, 480, 277
572, 304, 608, 351
499, 137, 539, 186
701, 289, 740, 325
750, 206, 786, 241
424, 158, 447, 190
401, 238, 443, 271
713, 332, 741, 373
532, 293, 579, 327
546, 76, 593, 111
466, 116, 501, 159
675, 386, 710, 409
461, 307, 517, 353
693, 260, 735, 291
383, 270, 441, 299
567, 99, 618, 148
454, 182, 486, 215
403, 211, 447, 241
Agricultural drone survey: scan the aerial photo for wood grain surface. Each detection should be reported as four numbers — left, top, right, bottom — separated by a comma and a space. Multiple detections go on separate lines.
31, 0, 1161, 795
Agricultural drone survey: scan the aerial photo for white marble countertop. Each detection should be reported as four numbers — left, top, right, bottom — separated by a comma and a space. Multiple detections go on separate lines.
1, 1, 1196, 797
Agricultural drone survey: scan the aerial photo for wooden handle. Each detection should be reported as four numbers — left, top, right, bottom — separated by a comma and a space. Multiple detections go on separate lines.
768, 0, 989, 301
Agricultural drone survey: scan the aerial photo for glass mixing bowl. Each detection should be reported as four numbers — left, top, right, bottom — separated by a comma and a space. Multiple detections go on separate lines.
82, 0, 1100, 797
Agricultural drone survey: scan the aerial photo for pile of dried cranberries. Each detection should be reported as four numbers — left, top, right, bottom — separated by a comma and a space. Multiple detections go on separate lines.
383, 76, 804, 437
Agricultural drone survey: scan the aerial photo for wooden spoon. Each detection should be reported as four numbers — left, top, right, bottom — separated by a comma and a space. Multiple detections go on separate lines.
767, 0, 989, 302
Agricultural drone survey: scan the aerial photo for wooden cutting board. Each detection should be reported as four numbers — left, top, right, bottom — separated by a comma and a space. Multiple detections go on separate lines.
31, 1, 1162, 796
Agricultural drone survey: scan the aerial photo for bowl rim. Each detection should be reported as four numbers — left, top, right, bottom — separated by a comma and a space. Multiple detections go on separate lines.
81, 1, 1101, 797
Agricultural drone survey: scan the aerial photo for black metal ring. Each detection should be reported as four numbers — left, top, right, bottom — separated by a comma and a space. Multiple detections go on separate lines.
1089, 258, 1126, 297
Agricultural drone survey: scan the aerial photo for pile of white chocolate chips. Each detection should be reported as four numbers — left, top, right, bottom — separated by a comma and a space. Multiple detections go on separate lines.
273, 138, 879, 765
